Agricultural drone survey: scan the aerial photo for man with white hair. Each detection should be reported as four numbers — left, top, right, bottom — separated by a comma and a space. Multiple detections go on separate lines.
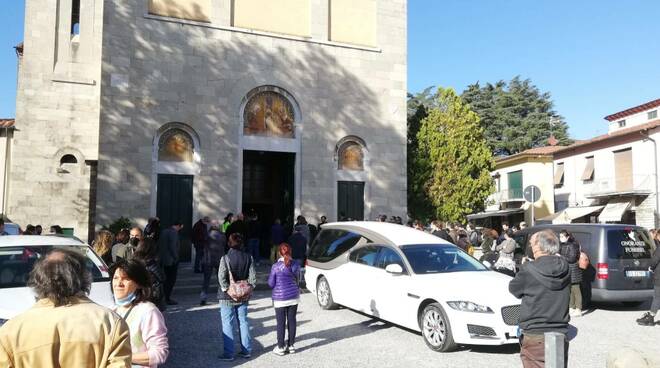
509, 230, 570, 368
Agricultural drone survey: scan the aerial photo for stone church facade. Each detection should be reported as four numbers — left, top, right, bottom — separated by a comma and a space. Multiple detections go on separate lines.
10, 0, 407, 244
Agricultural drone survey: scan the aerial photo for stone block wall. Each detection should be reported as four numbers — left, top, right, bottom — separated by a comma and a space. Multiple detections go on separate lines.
9, 0, 104, 241
96, 0, 407, 225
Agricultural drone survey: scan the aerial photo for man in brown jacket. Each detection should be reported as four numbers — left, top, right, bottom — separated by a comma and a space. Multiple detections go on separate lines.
0, 249, 131, 367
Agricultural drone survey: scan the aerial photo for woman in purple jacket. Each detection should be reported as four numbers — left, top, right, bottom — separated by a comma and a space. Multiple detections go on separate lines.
268, 243, 301, 356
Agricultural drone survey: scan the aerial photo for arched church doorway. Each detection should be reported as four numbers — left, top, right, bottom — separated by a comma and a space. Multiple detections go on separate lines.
239, 86, 301, 257
153, 123, 200, 262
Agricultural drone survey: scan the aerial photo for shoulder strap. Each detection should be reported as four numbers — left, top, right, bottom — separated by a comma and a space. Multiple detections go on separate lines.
120, 305, 135, 321
224, 256, 235, 283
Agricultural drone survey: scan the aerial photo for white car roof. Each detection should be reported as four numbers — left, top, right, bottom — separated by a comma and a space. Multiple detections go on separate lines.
321, 221, 452, 246
0, 235, 86, 247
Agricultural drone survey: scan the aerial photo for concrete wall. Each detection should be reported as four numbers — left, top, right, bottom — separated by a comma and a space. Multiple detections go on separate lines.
96, 0, 407, 226
9, 0, 104, 240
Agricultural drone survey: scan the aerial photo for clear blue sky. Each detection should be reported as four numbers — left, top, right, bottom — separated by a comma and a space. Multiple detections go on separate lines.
409, 0, 660, 139
1, 1, 659, 139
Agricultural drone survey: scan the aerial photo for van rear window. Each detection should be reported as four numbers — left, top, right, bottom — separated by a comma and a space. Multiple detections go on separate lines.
607, 229, 653, 260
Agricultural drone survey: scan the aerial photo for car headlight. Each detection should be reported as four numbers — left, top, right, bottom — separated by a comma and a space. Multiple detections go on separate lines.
0, 319, 7, 328
447, 301, 493, 313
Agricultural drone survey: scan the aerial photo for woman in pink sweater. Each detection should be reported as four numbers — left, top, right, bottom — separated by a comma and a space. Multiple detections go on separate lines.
111, 259, 169, 367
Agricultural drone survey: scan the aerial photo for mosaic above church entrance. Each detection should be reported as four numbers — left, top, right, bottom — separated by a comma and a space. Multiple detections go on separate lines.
243, 91, 295, 138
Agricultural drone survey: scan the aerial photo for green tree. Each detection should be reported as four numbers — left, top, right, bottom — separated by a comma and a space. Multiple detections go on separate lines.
462, 76, 572, 156
407, 87, 436, 220
414, 88, 494, 222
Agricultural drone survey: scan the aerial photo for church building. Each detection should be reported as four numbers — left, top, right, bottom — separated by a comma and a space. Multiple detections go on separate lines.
9, 0, 408, 250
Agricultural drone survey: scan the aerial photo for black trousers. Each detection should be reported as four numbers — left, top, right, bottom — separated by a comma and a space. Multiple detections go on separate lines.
194, 247, 204, 271
163, 263, 179, 301
651, 285, 660, 314
275, 304, 298, 348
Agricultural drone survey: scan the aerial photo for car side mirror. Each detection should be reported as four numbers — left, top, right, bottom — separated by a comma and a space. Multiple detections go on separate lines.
482, 260, 492, 269
385, 264, 404, 274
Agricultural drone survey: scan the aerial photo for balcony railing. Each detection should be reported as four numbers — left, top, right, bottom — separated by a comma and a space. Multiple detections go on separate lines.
486, 188, 524, 209
585, 174, 654, 197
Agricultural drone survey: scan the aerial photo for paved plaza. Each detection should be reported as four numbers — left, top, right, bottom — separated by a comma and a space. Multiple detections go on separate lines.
162, 264, 660, 367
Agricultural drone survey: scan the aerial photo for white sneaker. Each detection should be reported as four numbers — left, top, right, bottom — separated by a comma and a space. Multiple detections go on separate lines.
273, 346, 287, 356
287, 345, 296, 354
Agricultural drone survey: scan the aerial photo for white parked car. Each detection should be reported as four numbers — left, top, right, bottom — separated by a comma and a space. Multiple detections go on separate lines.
305, 222, 521, 352
0, 235, 114, 327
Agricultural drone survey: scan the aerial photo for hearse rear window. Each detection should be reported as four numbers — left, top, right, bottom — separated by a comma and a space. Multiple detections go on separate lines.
308, 229, 372, 262
607, 228, 653, 260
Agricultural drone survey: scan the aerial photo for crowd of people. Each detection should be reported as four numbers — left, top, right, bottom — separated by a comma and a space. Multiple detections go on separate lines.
5, 211, 660, 367
0, 218, 66, 236
409, 219, 593, 317
0, 211, 325, 366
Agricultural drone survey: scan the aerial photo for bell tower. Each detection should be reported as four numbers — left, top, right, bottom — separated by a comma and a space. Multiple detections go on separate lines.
9, 0, 105, 242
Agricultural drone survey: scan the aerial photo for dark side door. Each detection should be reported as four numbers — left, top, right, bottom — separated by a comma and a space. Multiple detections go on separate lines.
337, 181, 365, 221
156, 174, 193, 262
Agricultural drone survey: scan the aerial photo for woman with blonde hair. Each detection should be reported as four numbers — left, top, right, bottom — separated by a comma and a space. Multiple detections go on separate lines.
93, 229, 114, 265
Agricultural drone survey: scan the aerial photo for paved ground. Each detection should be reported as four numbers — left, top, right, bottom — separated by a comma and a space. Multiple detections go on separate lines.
161, 263, 660, 367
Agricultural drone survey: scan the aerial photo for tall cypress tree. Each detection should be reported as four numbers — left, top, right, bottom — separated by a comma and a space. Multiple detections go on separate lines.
413, 88, 494, 222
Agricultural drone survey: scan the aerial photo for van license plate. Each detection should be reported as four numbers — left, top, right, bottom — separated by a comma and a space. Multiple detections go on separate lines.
626, 270, 650, 278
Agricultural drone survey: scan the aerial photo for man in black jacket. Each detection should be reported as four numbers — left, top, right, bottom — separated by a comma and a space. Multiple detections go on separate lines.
637, 238, 660, 326
509, 229, 570, 368
192, 216, 210, 273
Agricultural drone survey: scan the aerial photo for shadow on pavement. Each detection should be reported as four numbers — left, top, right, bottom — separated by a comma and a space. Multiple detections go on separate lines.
294, 319, 392, 353
592, 300, 650, 312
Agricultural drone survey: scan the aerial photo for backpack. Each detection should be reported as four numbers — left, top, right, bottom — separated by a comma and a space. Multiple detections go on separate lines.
468, 231, 480, 246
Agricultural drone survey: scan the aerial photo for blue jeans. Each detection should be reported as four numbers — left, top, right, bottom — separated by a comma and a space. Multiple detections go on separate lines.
247, 238, 260, 263
220, 303, 251, 356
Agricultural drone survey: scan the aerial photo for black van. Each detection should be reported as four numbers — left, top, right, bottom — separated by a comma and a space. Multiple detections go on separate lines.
513, 224, 655, 304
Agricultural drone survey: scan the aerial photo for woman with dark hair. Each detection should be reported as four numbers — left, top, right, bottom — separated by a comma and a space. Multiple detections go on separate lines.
217, 233, 256, 361
23, 224, 36, 235
93, 229, 114, 266
144, 217, 161, 242
494, 229, 517, 276
133, 237, 166, 311
559, 229, 582, 317
110, 259, 169, 367
268, 243, 301, 356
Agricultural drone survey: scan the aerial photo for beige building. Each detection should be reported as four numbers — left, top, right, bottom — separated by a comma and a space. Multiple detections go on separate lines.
10, 0, 408, 253
468, 146, 561, 228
